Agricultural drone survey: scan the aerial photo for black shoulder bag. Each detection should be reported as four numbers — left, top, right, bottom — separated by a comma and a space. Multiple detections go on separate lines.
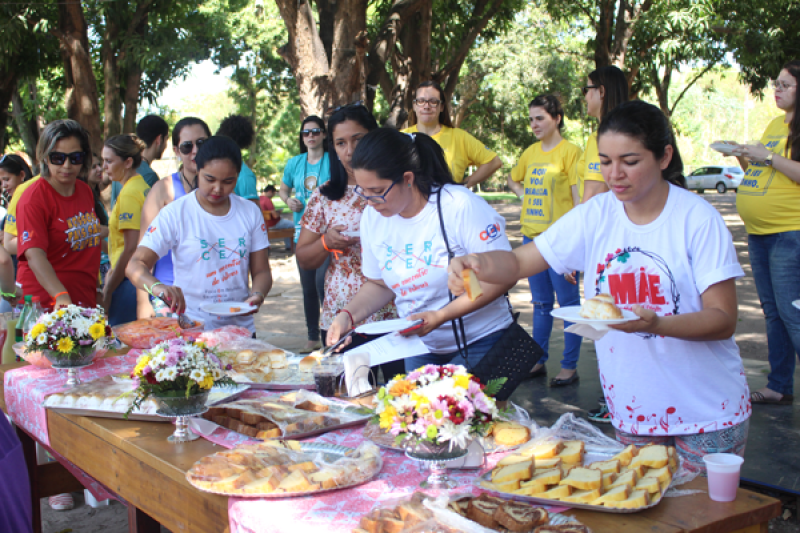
436, 188, 544, 402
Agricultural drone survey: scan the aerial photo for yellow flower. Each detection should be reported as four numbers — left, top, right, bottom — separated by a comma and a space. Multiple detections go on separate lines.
389, 380, 414, 397
379, 406, 397, 429
89, 323, 105, 340
57, 310, 66, 318
411, 392, 429, 409
200, 375, 214, 390
133, 355, 151, 377
56, 337, 74, 353
454, 375, 470, 389
30, 324, 46, 339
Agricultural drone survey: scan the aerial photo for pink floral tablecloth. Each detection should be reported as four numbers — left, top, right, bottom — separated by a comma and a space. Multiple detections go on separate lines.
3, 354, 139, 500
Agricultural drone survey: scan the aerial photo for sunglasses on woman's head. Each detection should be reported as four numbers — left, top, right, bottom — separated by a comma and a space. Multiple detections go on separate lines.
48, 151, 86, 166
178, 138, 207, 155
301, 128, 323, 137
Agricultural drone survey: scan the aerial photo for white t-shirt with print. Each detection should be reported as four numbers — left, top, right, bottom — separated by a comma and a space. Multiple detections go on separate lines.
361, 185, 513, 353
140, 191, 270, 333
536, 185, 750, 436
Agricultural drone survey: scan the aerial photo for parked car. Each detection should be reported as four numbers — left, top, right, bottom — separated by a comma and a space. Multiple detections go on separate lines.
686, 166, 744, 193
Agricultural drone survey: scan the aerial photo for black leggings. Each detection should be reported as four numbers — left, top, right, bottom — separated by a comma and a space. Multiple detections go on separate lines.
297, 254, 330, 341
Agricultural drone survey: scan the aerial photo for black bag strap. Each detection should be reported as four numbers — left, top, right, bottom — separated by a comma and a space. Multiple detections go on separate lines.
435, 188, 470, 368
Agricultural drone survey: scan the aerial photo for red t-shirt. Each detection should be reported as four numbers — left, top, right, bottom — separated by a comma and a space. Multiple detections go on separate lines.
259, 196, 279, 228
17, 179, 102, 311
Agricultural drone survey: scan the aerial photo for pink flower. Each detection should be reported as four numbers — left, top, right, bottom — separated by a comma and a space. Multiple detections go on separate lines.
142, 365, 153, 375
457, 399, 475, 420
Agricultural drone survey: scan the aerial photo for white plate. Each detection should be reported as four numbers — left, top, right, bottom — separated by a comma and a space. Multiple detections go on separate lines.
794, 300, 800, 310
551, 305, 639, 326
355, 318, 423, 335
199, 301, 257, 317
709, 142, 740, 155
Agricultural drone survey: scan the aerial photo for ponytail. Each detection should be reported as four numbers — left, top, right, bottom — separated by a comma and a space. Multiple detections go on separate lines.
350, 128, 455, 199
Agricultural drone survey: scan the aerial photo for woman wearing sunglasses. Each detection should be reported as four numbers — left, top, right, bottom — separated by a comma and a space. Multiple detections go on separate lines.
279, 115, 332, 352
296, 105, 397, 357
101, 135, 150, 326
576, 65, 629, 203
136, 117, 211, 318
326, 128, 514, 372
15, 120, 102, 311
724, 61, 800, 406
402, 81, 502, 187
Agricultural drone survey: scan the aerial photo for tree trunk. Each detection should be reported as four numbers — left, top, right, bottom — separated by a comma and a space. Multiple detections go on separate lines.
0, 69, 17, 151
103, 17, 122, 139
11, 84, 39, 161
122, 63, 142, 134
54, 0, 103, 154
593, 0, 614, 68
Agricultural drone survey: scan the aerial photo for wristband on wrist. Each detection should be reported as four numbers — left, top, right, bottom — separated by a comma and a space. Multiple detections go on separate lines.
250, 291, 265, 304
1, 291, 15, 299
145, 281, 164, 297
338, 309, 354, 329
320, 234, 343, 259
52, 291, 69, 305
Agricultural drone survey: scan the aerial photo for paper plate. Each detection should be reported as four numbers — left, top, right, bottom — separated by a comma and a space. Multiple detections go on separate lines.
199, 302, 257, 317
551, 306, 638, 326
709, 142, 740, 155
355, 318, 423, 335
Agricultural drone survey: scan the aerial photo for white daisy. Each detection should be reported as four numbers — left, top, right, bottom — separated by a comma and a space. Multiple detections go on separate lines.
189, 369, 205, 382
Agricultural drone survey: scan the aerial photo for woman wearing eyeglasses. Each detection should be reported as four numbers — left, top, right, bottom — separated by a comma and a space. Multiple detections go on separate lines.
101, 135, 150, 326
15, 120, 102, 311
724, 61, 800, 406
402, 81, 502, 187
576, 66, 629, 203
136, 117, 211, 318
296, 105, 397, 353
280, 116, 332, 352
507, 95, 583, 386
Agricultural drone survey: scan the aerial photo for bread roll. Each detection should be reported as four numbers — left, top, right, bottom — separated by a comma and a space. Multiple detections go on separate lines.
299, 356, 319, 372
579, 296, 624, 319
236, 350, 256, 364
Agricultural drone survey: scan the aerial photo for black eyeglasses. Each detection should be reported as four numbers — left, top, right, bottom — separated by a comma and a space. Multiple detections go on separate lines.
413, 98, 441, 108
48, 151, 86, 166
178, 138, 207, 155
354, 181, 398, 204
581, 85, 599, 96
301, 128, 323, 137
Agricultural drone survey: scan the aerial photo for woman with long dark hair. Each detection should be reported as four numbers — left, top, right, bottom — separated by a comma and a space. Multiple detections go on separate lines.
577, 65, 629, 203
0, 154, 32, 211
280, 115, 332, 352
326, 127, 515, 372
449, 101, 747, 473
403, 81, 502, 187
296, 105, 397, 362
730, 60, 800, 406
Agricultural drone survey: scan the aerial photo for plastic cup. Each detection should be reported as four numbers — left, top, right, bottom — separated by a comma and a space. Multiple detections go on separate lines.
702, 453, 744, 502
312, 363, 344, 397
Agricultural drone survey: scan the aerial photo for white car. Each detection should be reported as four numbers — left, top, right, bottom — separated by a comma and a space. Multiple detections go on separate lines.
686, 166, 744, 193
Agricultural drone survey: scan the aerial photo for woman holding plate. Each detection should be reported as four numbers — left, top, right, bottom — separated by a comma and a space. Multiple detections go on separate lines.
127, 136, 272, 334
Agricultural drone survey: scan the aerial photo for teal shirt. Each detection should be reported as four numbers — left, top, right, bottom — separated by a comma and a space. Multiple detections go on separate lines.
281, 153, 330, 242
111, 159, 160, 208
234, 163, 259, 200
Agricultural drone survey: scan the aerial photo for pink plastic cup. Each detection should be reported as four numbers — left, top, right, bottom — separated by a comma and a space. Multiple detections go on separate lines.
702, 453, 744, 502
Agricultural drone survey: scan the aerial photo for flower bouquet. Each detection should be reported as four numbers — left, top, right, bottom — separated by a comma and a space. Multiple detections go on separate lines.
375, 364, 505, 486
25, 305, 110, 373
126, 338, 234, 442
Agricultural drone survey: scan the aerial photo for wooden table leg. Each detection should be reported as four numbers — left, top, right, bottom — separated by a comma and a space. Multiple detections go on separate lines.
17, 425, 42, 533
127, 505, 160, 533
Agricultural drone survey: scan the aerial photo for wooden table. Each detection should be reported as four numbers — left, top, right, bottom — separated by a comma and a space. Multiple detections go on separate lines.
1, 362, 781, 533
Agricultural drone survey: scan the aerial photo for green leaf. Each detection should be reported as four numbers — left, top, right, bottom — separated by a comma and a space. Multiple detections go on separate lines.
483, 377, 508, 397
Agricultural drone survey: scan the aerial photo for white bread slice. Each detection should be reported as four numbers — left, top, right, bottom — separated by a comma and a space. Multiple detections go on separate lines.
624, 464, 646, 478
521, 468, 561, 488
309, 470, 338, 490
612, 444, 638, 467
561, 488, 603, 503
277, 470, 311, 492
540, 484, 572, 499
602, 472, 617, 489
513, 483, 547, 495
497, 454, 534, 467
650, 491, 663, 505
492, 461, 533, 483
494, 478, 521, 492
605, 489, 651, 509
589, 459, 620, 474
535, 457, 562, 470
462, 268, 484, 301
240, 474, 281, 494
558, 467, 602, 490
521, 440, 564, 459
590, 484, 631, 505
643, 466, 672, 486
557, 440, 585, 465
494, 425, 530, 446
634, 476, 661, 494
635, 444, 669, 469
608, 469, 638, 490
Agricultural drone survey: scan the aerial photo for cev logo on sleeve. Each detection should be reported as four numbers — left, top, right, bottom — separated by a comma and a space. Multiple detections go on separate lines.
588, 162, 600, 172
6, 215, 15, 224
119, 212, 134, 221
479, 223, 501, 242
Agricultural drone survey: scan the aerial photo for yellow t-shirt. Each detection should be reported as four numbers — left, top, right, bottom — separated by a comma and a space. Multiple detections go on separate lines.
736, 116, 800, 235
402, 125, 497, 183
109, 175, 149, 268
512, 139, 582, 238
5, 175, 41, 236
572, 131, 604, 200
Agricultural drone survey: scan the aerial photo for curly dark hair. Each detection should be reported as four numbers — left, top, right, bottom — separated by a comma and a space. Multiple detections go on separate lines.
216, 114, 255, 149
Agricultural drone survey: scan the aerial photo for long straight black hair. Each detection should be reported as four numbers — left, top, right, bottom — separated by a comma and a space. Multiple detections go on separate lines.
589, 66, 629, 121
351, 128, 455, 200
320, 105, 378, 201
598, 100, 686, 188
782, 60, 800, 162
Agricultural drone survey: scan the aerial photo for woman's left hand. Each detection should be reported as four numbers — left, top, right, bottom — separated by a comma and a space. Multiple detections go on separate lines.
243, 292, 265, 315
737, 142, 772, 163
609, 305, 659, 334
405, 311, 446, 337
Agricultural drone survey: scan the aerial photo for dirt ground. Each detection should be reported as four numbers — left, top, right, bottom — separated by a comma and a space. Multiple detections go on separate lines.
38, 192, 799, 533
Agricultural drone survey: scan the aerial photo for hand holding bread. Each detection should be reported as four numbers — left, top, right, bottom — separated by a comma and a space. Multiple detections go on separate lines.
447, 254, 484, 297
